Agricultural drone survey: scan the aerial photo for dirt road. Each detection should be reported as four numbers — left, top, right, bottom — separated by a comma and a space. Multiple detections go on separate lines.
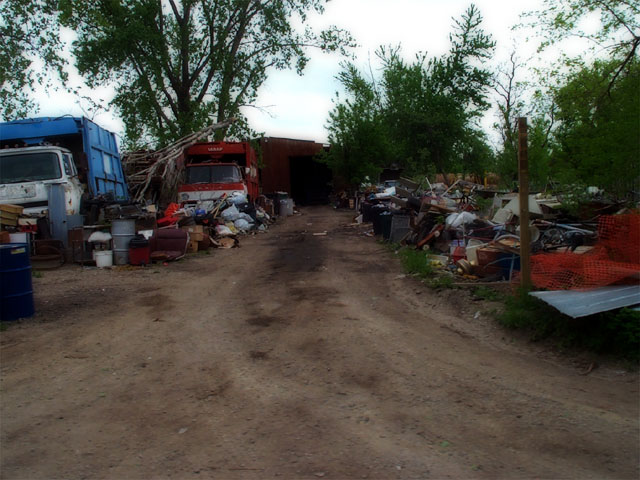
1, 206, 638, 479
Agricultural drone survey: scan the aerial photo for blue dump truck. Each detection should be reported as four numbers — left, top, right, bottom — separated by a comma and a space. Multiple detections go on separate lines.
0, 116, 128, 215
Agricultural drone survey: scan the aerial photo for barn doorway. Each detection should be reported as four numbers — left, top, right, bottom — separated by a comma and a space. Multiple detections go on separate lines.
289, 156, 332, 205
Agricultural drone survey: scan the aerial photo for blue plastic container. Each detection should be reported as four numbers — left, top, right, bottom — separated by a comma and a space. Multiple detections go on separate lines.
0, 243, 35, 321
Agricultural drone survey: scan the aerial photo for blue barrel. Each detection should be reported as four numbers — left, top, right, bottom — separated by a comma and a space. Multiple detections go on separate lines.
0, 243, 35, 321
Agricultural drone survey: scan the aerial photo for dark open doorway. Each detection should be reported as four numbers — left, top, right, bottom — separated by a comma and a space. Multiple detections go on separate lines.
289, 156, 332, 205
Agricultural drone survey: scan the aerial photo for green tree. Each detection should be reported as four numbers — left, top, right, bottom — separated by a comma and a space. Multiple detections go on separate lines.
551, 58, 639, 195
322, 63, 392, 185
58, 0, 353, 147
0, 0, 66, 119
454, 128, 494, 179
512, 0, 638, 193
324, 4, 495, 186
525, 0, 639, 93
492, 51, 525, 185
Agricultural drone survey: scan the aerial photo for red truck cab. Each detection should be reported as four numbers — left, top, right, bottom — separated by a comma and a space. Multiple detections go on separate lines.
178, 141, 259, 209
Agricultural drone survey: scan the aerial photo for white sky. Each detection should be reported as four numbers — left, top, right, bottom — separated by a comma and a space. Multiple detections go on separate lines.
30, 0, 582, 147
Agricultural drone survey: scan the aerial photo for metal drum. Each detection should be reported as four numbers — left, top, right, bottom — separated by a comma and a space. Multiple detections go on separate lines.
111, 219, 136, 265
0, 243, 35, 321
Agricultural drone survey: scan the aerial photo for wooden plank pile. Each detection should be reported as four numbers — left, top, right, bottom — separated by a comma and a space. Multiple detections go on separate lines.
0, 204, 23, 228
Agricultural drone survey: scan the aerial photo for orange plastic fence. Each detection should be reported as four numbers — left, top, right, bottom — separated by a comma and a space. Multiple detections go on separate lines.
530, 214, 640, 290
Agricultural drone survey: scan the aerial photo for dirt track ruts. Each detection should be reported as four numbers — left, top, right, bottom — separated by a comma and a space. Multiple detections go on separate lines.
1, 206, 638, 479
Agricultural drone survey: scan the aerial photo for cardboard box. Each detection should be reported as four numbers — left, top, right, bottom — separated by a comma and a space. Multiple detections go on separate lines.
187, 239, 199, 254
182, 225, 204, 241
182, 225, 204, 233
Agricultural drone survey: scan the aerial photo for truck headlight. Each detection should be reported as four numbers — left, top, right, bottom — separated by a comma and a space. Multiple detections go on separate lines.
180, 193, 189, 201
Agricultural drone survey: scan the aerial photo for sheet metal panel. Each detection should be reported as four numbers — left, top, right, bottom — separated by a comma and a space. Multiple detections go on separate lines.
260, 137, 325, 195
530, 285, 640, 318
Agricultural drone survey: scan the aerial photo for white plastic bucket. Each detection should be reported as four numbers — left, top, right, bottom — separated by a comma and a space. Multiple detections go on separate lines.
466, 239, 487, 265
95, 250, 113, 268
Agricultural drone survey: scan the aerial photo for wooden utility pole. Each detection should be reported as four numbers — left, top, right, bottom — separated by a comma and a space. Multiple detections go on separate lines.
518, 117, 532, 288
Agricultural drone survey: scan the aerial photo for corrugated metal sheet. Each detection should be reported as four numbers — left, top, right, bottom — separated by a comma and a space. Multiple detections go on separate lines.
529, 285, 640, 318
260, 137, 326, 195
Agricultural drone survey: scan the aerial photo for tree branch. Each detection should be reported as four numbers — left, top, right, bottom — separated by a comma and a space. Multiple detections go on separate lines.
606, 36, 639, 96
593, 0, 637, 38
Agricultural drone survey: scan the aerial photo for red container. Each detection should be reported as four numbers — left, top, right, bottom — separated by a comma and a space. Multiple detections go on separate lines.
451, 246, 466, 263
129, 245, 150, 266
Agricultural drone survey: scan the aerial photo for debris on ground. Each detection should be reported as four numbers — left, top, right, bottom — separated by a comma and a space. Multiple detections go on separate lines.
356, 177, 640, 312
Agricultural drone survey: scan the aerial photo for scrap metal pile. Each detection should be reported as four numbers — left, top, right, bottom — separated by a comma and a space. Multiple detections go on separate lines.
150, 192, 275, 256
359, 178, 640, 288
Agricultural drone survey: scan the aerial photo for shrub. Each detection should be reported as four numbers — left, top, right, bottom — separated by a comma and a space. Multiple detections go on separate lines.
398, 248, 434, 278
498, 289, 640, 360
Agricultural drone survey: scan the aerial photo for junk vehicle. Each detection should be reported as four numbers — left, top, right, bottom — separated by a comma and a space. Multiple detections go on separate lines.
0, 116, 128, 215
178, 141, 259, 209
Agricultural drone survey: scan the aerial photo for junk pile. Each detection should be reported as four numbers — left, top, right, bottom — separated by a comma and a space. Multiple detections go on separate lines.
123, 118, 236, 205
359, 177, 640, 291
160, 191, 273, 239
114, 191, 274, 262
1, 188, 276, 270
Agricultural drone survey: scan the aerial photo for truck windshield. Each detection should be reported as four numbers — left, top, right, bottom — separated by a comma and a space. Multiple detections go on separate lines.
0, 152, 62, 184
186, 165, 242, 184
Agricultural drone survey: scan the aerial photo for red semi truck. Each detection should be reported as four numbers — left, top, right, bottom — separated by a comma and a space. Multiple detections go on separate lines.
178, 141, 259, 209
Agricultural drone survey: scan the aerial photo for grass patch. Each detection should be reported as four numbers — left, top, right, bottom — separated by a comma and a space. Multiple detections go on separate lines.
398, 248, 434, 279
388, 244, 638, 361
498, 289, 640, 361
377, 238, 401, 252
394, 247, 455, 288
472, 285, 503, 301
429, 275, 455, 290
32, 270, 43, 278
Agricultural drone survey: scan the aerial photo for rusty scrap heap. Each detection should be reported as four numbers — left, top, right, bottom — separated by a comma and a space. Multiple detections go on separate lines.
358, 177, 640, 299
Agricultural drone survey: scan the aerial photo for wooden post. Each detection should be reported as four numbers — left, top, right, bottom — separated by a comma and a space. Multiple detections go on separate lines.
518, 117, 532, 289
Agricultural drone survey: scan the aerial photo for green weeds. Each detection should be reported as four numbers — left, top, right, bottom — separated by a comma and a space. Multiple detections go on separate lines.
472, 285, 503, 301
429, 275, 454, 290
385, 241, 639, 361
498, 289, 640, 361
391, 246, 455, 288
398, 248, 434, 279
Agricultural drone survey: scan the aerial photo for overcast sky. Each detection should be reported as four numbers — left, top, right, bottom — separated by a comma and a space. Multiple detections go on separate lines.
243, 0, 547, 143
31, 0, 572, 146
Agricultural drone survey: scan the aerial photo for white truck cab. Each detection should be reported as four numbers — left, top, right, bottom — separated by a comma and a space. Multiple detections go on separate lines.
0, 146, 84, 215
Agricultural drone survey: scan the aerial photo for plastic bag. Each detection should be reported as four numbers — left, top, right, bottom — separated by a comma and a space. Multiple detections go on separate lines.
234, 218, 253, 231
221, 204, 240, 221
215, 224, 234, 236
88, 231, 112, 243
229, 192, 248, 205
446, 212, 478, 228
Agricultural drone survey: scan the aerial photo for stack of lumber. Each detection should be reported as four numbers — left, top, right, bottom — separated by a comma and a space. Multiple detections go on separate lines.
0, 204, 24, 228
